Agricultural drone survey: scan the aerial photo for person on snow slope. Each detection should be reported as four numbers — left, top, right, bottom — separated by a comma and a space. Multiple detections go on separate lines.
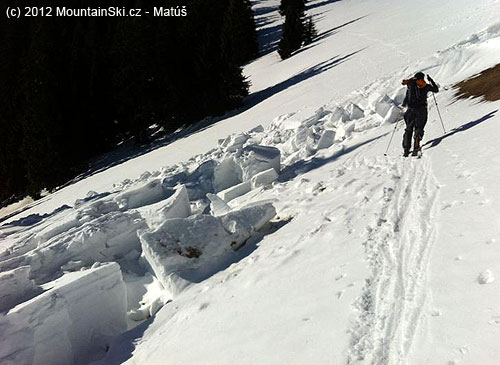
401, 72, 439, 156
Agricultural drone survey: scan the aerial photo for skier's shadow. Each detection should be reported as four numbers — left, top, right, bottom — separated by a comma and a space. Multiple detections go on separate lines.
423, 110, 497, 149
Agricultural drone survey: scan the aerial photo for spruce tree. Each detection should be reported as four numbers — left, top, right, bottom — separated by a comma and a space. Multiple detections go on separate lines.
0, 0, 254, 201
221, 0, 259, 66
278, 0, 306, 59
303, 15, 318, 45
278, 0, 317, 59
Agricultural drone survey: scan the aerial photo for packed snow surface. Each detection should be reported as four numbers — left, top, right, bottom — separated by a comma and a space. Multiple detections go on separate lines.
2, 0, 500, 364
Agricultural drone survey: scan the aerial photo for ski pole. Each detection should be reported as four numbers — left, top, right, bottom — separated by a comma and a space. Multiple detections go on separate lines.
383, 109, 403, 156
432, 93, 446, 133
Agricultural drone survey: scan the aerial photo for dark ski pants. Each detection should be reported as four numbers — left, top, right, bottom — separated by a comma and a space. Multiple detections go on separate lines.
403, 107, 427, 151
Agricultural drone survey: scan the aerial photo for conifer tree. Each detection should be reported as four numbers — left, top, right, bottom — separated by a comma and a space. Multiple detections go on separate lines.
0, 0, 256, 200
278, 0, 317, 59
303, 15, 318, 45
278, 0, 306, 59
221, 0, 259, 66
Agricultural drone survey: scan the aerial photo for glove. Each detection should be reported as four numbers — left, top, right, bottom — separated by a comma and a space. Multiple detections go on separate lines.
427, 74, 434, 82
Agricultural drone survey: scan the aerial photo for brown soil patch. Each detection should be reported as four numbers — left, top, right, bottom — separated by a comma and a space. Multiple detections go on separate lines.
454, 63, 500, 102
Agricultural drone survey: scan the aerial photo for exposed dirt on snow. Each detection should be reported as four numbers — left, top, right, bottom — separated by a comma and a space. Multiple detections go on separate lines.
454, 63, 500, 101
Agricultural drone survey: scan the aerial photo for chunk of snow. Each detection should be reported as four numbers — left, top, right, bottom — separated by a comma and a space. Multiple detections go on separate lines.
139, 202, 276, 295
207, 193, 232, 216
0, 263, 127, 365
77, 199, 120, 219
184, 160, 216, 200
61, 260, 86, 272
217, 181, 252, 202
139, 215, 232, 295
114, 179, 175, 209
374, 95, 395, 118
225, 133, 250, 152
478, 270, 495, 284
328, 107, 350, 126
139, 185, 191, 227
219, 202, 276, 250
383, 105, 402, 124
346, 103, 365, 120
317, 130, 336, 150
36, 212, 81, 243
213, 157, 242, 192
0, 211, 146, 282
335, 122, 355, 141
239, 145, 281, 181
158, 185, 191, 221
391, 87, 406, 105
303, 107, 331, 127
249, 124, 264, 133
251, 168, 279, 189
0, 266, 39, 312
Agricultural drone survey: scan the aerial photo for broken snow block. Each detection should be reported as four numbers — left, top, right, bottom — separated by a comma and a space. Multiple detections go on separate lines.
336, 121, 356, 141
251, 168, 279, 189
226, 133, 250, 152
346, 103, 365, 120
77, 199, 120, 222
114, 179, 175, 209
0, 211, 146, 282
239, 145, 281, 181
213, 157, 243, 193
217, 181, 252, 202
329, 106, 350, 125
159, 185, 191, 220
0, 263, 127, 365
139, 215, 232, 295
391, 87, 406, 105
249, 124, 264, 133
207, 193, 232, 217
292, 126, 313, 151
383, 105, 402, 124
374, 95, 395, 118
161, 170, 188, 189
0, 266, 39, 312
139, 202, 277, 294
138, 185, 192, 229
303, 107, 331, 127
219, 202, 277, 250
316, 130, 336, 150
184, 160, 216, 200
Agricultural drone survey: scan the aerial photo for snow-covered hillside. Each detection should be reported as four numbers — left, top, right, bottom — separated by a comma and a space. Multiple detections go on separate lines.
2, 0, 500, 364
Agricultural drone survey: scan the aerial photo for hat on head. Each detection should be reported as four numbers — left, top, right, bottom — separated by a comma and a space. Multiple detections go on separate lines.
414, 72, 425, 80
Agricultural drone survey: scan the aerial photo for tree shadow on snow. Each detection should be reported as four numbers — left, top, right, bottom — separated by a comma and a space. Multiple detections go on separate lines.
306, 0, 344, 12
422, 110, 497, 150
0, 191, 112, 227
292, 15, 368, 56
246, 49, 364, 109
258, 23, 282, 55
0, 204, 72, 227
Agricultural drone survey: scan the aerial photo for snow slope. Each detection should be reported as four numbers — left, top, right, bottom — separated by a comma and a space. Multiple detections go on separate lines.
2, 0, 500, 364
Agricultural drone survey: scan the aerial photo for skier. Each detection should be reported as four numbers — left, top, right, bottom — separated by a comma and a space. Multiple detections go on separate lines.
401, 72, 439, 156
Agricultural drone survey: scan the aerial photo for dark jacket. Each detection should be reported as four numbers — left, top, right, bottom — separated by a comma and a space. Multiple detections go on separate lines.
402, 77, 439, 108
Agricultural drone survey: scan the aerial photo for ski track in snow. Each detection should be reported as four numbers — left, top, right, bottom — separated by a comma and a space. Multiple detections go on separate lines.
347, 156, 440, 364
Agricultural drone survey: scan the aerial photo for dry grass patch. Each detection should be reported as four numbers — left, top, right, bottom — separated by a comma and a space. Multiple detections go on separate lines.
455, 63, 500, 102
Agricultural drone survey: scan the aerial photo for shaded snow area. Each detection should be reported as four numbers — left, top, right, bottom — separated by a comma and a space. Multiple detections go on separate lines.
2, 0, 500, 364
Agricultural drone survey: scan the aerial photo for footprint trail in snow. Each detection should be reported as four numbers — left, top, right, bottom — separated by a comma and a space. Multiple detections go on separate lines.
347, 156, 440, 364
